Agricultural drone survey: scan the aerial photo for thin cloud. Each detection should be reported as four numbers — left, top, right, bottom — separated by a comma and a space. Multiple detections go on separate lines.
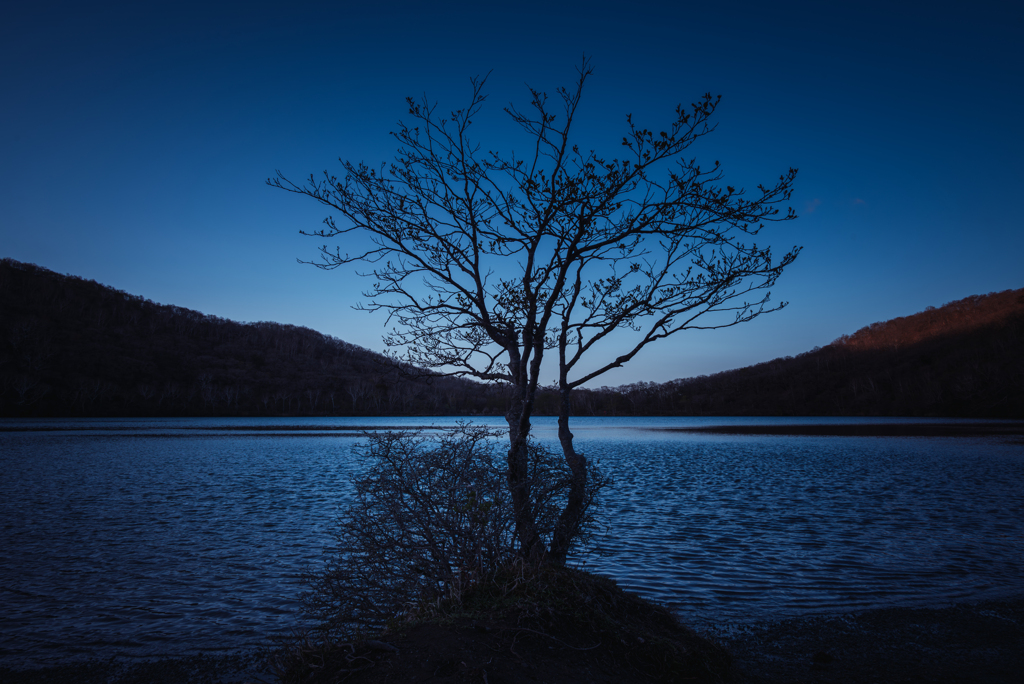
805, 198, 822, 214
853, 198, 865, 205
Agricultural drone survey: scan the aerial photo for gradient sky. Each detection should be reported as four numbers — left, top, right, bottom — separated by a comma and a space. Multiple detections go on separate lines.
3, 0, 1021, 387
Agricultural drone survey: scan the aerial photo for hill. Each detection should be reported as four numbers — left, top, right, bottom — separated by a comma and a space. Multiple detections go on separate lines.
593, 288, 1024, 418
2, 257, 1021, 418
0, 258, 502, 417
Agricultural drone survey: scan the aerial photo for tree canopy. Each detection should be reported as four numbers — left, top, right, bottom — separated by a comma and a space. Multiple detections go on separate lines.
271, 59, 800, 562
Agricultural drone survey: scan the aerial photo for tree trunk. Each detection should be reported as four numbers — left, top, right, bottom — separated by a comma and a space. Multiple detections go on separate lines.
548, 384, 589, 565
505, 359, 545, 562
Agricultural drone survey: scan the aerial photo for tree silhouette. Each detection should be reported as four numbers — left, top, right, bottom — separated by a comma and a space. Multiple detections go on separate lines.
270, 59, 800, 563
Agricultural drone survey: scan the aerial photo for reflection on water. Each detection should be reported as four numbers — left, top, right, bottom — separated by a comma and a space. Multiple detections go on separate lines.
1, 417, 1022, 666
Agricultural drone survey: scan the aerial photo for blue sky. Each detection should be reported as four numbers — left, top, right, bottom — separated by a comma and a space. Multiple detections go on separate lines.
2, 0, 1021, 387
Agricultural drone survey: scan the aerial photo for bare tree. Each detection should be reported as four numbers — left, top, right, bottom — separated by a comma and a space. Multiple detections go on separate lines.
270, 58, 799, 564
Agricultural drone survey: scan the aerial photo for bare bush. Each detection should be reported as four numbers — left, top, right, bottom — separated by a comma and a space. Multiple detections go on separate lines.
302, 424, 606, 636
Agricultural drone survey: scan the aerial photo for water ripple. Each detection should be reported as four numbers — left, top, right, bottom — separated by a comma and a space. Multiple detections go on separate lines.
1, 419, 1022, 666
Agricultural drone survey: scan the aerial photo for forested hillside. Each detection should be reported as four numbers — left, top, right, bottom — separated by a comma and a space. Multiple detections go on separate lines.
597, 288, 1024, 418
0, 259, 504, 417
2, 258, 1021, 418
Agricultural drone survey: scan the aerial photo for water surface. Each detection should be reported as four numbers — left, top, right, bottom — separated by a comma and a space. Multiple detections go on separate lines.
1, 416, 1021, 667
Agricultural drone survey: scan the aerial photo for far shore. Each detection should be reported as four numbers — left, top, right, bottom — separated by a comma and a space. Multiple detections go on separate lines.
663, 422, 1024, 437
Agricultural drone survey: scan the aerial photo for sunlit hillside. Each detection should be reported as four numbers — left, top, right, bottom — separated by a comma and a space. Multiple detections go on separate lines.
604, 289, 1024, 418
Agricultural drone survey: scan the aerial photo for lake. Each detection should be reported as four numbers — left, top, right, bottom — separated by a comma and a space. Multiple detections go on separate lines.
2, 416, 1022, 668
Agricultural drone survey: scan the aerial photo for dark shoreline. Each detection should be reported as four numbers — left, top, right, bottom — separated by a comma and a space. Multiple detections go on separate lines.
0, 424, 432, 432
3, 595, 1021, 683
0, 647, 274, 684
5, 420, 1024, 437
711, 594, 1024, 683
664, 422, 1024, 437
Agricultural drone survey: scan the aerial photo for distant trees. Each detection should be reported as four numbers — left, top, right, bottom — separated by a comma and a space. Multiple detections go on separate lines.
0, 258, 505, 417
4, 259, 1021, 420
583, 288, 1024, 418
271, 59, 800, 563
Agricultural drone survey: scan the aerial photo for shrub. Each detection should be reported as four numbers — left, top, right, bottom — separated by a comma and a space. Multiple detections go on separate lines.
301, 424, 606, 636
